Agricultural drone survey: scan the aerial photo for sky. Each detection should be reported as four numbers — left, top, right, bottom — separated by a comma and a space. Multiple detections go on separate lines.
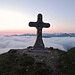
0, 0, 75, 34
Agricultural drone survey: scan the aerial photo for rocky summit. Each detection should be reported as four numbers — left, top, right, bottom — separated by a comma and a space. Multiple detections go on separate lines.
0, 47, 75, 75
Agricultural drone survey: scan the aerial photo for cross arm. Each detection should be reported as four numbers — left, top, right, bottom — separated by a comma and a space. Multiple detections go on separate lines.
29, 22, 37, 27
43, 23, 50, 28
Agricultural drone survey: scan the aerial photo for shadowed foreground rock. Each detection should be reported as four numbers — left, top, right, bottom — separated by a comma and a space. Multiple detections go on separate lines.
0, 47, 75, 75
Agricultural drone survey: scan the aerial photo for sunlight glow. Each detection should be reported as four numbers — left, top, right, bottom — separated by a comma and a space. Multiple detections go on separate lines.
0, 9, 31, 31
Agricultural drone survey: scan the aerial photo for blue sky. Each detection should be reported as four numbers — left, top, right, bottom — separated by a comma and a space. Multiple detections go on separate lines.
0, 0, 75, 34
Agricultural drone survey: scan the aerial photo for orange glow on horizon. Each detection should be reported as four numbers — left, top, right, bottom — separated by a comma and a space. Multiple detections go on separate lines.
0, 29, 37, 35
0, 27, 75, 35
0, 28, 52, 35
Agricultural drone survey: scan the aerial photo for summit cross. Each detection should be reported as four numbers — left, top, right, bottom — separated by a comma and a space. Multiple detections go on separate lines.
29, 13, 50, 50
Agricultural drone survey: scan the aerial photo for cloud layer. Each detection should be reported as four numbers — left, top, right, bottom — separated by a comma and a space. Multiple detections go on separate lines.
0, 35, 75, 54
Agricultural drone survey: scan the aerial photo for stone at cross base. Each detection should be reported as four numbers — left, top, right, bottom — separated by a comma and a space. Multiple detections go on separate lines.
29, 13, 50, 50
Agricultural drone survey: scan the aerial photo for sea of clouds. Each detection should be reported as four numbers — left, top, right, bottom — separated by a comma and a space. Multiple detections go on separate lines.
0, 35, 75, 54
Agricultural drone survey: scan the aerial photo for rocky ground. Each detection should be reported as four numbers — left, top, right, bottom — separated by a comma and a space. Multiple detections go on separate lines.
17, 47, 65, 75
0, 47, 75, 75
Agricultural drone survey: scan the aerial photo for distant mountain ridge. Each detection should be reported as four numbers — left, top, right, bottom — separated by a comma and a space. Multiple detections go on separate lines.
12, 33, 75, 38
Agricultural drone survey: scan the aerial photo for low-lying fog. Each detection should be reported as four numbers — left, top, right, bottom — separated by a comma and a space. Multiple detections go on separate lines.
0, 35, 75, 54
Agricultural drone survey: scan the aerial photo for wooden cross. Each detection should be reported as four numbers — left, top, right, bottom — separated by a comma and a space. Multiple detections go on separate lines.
29, 13, 50, 50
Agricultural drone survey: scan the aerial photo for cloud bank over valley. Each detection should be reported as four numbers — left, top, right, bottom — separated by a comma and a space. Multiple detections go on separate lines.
0, 34, 75, 54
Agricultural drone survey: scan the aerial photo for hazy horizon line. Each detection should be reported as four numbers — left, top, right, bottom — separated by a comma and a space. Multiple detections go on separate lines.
0, 32, 75, 36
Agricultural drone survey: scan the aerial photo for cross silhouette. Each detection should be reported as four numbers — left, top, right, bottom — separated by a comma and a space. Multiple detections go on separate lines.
29, 13, 50, 50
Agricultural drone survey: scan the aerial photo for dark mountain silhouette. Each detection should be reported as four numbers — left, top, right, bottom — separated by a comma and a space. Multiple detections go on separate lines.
12, 33, 75, 38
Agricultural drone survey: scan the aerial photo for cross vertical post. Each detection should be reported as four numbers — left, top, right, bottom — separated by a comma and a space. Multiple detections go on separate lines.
29, 13, 50, 50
